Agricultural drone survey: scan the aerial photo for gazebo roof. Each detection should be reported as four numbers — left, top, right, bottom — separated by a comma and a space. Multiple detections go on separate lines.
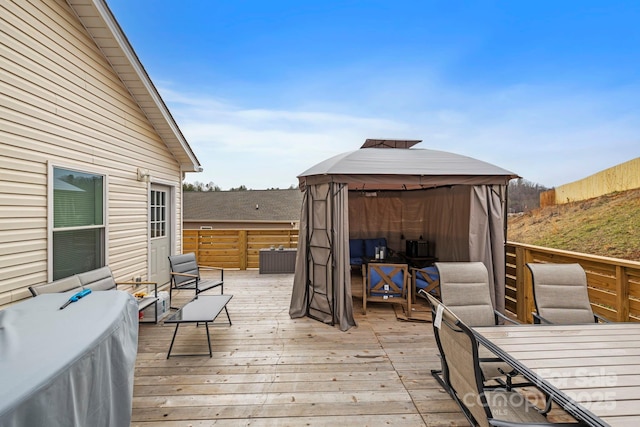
298, 143, 519, 190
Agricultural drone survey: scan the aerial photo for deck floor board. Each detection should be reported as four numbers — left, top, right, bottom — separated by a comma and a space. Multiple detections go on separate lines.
131, 270, 469, 426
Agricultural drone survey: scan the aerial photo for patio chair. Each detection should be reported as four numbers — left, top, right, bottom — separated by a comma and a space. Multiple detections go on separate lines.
527, 263, 609, 324
168, 253, 224, 309
363, 263, 410, 315
29, 275, 83, 296
425, 293, 587, 427
420, 262, 522, 394
411, 265, 440, 300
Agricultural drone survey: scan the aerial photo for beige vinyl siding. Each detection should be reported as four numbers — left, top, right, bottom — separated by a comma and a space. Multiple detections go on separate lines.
0, 0, 184, 306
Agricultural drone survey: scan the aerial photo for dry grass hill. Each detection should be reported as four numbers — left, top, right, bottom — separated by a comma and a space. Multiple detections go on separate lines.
508, 188, 640, 262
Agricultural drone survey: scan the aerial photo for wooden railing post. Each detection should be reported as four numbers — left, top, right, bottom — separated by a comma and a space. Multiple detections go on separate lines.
515, 246, 527, 322
195, 230, 200, 261
616, 265, 630, 322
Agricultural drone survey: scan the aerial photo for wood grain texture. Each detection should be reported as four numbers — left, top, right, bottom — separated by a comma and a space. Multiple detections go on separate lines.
132, 270, 469, 426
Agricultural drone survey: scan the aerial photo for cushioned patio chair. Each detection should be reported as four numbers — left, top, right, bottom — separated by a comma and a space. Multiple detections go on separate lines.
168, 253, 224, 309
433, 262, 516, 327
526, 263, 609, 324
77, 266, 118, 291
420, 262, 522, 394
363, 263, 409, 315
425, 293, 587, 427
411, 265, 440, 300
29, 275, 83, 296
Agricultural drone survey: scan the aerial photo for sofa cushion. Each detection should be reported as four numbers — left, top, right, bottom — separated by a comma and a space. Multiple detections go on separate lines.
364, 237, 387, 258
77, 266, 116, 291
349, 239, 365, 258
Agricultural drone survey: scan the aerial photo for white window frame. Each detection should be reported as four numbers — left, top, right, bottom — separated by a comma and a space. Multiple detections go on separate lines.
47, 162, 109, 281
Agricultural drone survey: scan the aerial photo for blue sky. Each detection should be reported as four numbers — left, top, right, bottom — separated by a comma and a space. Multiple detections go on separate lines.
107, 0, 640, 190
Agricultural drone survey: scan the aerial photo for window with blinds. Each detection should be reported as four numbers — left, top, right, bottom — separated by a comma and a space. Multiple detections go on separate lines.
52, 167, 105, 280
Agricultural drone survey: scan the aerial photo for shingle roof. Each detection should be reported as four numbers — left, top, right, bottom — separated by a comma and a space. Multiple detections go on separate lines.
184, 190, 303, 222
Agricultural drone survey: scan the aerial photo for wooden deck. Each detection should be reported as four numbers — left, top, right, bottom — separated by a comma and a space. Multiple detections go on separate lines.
132, 270, 467, 426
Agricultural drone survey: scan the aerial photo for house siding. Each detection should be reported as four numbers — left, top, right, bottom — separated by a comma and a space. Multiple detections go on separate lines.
0, 0, 184, 306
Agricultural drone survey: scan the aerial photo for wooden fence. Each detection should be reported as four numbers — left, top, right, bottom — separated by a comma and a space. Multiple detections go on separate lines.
506, 242, 640, 323
540, 157, 640, 205
183, 229, 299, 270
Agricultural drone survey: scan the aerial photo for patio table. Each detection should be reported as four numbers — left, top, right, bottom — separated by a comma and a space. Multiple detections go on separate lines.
165, 294, 232, 358
473, 322, 640, 427
0, 290, 138, 427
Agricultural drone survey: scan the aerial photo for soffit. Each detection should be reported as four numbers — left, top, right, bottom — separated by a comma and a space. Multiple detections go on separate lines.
67, 0, 201, 172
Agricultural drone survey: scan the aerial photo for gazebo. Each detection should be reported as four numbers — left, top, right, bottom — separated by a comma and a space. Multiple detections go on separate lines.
289, 139, 519, 330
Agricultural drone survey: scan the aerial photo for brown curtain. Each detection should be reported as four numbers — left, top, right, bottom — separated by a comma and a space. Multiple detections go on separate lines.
290, 183, 356, 331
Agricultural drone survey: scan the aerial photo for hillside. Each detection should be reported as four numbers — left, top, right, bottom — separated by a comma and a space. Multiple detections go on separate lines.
507, 188, 640, 262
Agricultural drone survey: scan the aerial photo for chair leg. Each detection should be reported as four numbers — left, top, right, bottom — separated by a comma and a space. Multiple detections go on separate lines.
431, 369, 450, 394
431, 356, 452, 396
169, 287, 179, 310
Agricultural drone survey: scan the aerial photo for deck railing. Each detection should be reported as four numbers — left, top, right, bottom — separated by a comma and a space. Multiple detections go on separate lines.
506, 241, 640, 323
183, 229, 299, 270
182, 230, 640, 323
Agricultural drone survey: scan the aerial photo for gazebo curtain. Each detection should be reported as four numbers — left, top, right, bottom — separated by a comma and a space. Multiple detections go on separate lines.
291, 183, 509, 331
290, 182, 356, 331
469, 185, 507, 313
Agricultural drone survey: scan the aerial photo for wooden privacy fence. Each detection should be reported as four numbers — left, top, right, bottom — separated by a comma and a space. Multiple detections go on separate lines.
183, 229, 299, 270
506, 241, 640, 323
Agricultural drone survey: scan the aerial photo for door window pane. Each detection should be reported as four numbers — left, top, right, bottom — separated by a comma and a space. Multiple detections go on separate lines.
151, 190, 167, 239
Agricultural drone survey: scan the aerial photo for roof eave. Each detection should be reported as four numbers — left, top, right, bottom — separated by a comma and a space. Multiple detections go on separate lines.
67, 0, 201, 173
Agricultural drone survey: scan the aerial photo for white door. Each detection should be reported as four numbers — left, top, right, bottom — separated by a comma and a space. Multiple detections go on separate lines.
150, 185, 171, 285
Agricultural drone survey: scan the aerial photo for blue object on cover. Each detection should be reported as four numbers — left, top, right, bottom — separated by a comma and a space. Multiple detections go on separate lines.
369, 265, 404, 297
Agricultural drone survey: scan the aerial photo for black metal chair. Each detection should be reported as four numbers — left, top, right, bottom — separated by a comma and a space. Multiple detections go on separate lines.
419, 262, 522, 394
168, 253, 224, 309
425, 293, 587, 427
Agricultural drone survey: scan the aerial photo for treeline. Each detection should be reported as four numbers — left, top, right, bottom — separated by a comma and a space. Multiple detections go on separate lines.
183, 181, 222, 192
183, 182, 296, 192
508, 179, 549, 213
182, 182, 250, 191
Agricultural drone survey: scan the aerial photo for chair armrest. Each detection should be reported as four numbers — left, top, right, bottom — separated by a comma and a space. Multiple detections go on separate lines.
532, 312, 553, 324
197, 265, 224, 282
198, 265, 223, 272
594, 313, 610, 323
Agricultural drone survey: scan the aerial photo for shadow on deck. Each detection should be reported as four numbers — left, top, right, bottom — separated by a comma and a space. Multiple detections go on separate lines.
132, 270, 466, 426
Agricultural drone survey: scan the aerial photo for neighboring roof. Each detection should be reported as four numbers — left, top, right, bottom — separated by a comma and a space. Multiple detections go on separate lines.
298, 144, 519, 190
67, 0, 201, 173
184, 190, 304, 222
